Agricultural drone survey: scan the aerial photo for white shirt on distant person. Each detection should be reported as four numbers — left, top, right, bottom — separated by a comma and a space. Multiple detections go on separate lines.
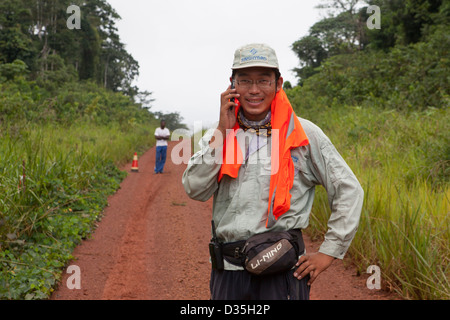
155, 127, 170, 147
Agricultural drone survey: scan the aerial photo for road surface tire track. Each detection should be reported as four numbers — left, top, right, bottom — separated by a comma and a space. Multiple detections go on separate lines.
51, 142, 394, 300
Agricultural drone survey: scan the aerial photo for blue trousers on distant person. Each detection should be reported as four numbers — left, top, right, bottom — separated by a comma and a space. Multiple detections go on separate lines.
155, 146, 167, 173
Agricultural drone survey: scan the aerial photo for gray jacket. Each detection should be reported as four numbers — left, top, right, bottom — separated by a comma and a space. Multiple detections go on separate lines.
182, 117, 364, 270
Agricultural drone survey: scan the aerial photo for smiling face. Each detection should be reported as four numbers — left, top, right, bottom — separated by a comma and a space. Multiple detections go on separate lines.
232, 67, 283, 121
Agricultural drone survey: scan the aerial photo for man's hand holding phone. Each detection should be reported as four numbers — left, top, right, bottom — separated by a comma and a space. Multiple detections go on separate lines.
210, 82, 240, 148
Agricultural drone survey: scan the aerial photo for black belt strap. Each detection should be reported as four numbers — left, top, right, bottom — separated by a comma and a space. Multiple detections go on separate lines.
222, 240, 246, 266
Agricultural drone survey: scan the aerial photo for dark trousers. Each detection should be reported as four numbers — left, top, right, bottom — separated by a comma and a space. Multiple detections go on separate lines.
210, 269, 310, 300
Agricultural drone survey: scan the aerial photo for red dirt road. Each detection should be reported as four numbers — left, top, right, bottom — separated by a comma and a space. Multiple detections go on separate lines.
51, 142, 394, 300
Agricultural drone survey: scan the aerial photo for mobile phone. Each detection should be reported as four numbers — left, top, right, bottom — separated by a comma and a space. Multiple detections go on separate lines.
230, 80, 235, 103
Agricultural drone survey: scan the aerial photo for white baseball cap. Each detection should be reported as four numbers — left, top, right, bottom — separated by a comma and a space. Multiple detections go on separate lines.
232, 43, 279, 70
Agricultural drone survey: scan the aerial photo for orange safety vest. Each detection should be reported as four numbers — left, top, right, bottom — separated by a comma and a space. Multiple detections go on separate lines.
218, 89, 309, 227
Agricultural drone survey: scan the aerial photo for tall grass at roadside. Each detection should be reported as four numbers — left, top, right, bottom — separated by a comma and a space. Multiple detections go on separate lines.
0, 122, 155, 299
293, 102, 449, 300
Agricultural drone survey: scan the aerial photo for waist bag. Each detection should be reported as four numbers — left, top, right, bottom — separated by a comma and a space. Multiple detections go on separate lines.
222, 230, 304, 276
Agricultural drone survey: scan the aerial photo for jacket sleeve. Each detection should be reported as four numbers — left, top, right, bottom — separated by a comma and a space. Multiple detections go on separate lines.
306, 123, 364, 259
182, 130, 223, 202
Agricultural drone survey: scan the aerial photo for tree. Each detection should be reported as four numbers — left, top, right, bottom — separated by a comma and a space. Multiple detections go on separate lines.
85, 0, 140, 94
292, 36, 327, 82
292, 10, 365, 83
0, 0, 35, 65
283, 81, 293, 91
291, 0, 448, 84
153, 111, 188, 130
364, 0, 448, 50
0, 59, 29, 81
315, 0, 362, 15
135, 90, 155, 110
0, 0, 145, 105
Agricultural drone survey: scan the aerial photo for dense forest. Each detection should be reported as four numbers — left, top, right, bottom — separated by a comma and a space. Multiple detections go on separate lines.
291, 0, 449, 84
0, 0, 187, 128
0, 0, 139, 94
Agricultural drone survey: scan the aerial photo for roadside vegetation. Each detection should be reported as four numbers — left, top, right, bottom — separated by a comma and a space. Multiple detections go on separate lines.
0, 0, 163, 299
287, 0, 449, 299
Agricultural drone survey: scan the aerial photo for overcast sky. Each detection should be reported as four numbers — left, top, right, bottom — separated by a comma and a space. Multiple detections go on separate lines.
107, 0, 322, 131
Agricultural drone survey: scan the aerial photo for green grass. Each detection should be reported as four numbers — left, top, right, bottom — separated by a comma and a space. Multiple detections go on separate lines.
0, 121, 155, 299
291, 102, 449, 299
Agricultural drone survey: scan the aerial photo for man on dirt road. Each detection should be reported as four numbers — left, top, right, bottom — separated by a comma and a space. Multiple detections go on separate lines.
182, 43, 364, 300
154, 120, 170, 174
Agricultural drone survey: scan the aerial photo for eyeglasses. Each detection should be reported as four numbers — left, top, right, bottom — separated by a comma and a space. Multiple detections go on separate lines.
235, 79, 274, 89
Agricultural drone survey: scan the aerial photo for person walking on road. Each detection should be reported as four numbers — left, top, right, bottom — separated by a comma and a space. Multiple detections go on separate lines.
182, 43, 364, 300
154, 120, 170, 174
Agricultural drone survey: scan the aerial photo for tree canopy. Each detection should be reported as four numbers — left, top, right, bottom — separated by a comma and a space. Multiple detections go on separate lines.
292, 0, 449, 84
0, 0, 139, 95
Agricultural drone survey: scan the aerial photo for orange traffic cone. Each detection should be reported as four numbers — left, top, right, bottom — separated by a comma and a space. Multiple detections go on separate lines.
131, 152, 139, 172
